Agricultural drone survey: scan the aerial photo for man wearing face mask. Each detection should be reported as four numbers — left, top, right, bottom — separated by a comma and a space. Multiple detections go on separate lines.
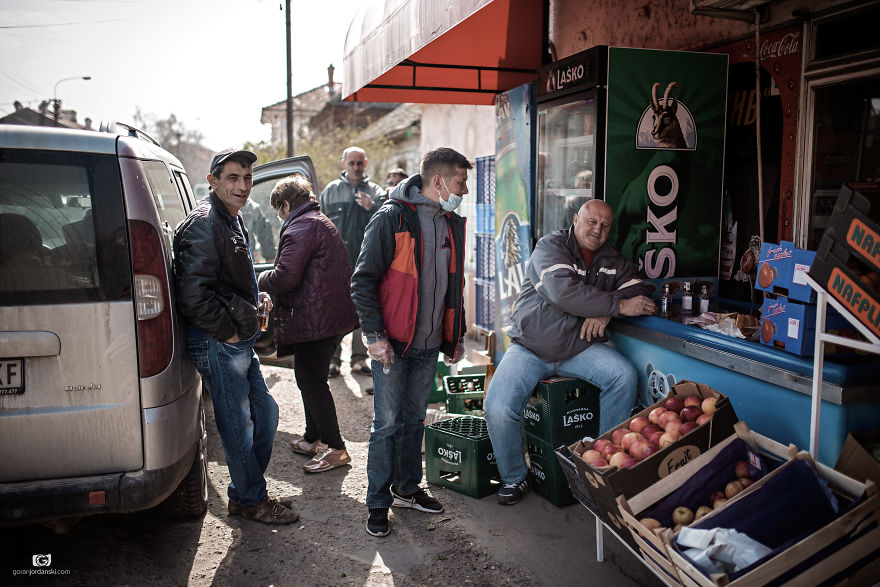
351, 147, 470, 537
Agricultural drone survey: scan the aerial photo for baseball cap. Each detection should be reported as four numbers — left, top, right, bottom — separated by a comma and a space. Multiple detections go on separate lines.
210, 148, 257, 175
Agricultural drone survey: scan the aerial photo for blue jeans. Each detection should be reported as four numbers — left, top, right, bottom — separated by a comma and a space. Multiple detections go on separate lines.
484, 342, 637, 484
366, 346, 439, 509
187, 330, 279, 507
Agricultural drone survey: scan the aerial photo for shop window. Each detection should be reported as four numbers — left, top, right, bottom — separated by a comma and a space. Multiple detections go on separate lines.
808, 78, 880, 249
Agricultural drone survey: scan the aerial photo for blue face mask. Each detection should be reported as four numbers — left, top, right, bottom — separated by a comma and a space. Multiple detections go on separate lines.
440, 177, 463, 212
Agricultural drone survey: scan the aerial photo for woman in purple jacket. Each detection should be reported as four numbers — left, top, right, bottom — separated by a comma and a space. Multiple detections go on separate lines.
258, 175, 359, 473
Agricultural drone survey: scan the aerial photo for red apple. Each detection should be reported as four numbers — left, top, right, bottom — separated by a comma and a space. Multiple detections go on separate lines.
679, 421, 699, 436
709, 490, 725, 506
683, 395, 702, 408
680, 406, 703, 422
738, 476, 754, 489
609, 451, 629, 469
628, 416, 650, 434
583, 450, 603, 464
602, 444, 621, 460
725, 479, 745, 499
640, 518, 662, 530
664, 418, 684, 435
648, 430, 664, 447
713, 497, 728, 509
621, 432, 646, 452
620, 457, 639, 469
593, 438, 611, 453
641, 424, 661, 439
734, 460, 750, 479
701, 397, 717, 415
627, 440, 647, 459
658, 411, 681, 430
695, 413, 713, 426
659, 430, 680, 448
648, 407, 667, 424
611, 428, 629, 445
665, 395, 685, 413
590, 457, 609, 468
641, 444, 658, 459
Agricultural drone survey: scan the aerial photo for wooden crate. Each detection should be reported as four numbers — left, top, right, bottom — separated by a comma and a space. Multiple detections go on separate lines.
616, 422, 794, 587
665, 450, 880, 585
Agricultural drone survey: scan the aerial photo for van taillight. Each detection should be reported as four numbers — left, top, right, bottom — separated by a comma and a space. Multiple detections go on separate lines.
129, 220, 173, 377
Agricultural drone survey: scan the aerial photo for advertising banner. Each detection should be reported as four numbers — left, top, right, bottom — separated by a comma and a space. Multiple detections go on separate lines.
494, 83, 535, 357
604, 48, 728, 286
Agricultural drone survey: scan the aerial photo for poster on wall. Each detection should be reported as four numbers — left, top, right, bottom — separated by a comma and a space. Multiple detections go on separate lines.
604, 47, 728, 289
494, 83, 535, 359
712, 26, 802, 301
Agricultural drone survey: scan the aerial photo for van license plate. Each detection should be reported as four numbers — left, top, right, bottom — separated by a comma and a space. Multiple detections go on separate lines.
0, 358, 24, 395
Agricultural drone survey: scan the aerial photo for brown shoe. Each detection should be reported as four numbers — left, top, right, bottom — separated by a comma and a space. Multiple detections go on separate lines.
303, 447, 352, 473
229, 496, 293, 516
290, 436, 327, 457
240, 497, 299, 524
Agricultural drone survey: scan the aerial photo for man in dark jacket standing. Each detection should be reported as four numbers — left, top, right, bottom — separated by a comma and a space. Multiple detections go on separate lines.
351, 147, 470, 537
485, 200, 657, 505
320, 146, 386, 379
174, 148, 298, 525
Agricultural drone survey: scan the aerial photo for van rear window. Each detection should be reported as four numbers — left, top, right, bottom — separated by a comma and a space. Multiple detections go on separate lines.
0, 149, 131, 304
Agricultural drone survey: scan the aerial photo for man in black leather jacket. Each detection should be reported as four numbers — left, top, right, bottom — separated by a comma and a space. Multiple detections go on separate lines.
173, 148, 297, 525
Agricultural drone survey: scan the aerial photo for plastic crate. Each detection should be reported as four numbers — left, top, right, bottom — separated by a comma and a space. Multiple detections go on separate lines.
475, 234, 495, 280
475, 203, 495, 235
475, 156, 496, 206
525, 432, 575, 506
474, 277, 496, 332
445, 374, 485, 415
425, 416, 500, 498
522, 377, 600, 447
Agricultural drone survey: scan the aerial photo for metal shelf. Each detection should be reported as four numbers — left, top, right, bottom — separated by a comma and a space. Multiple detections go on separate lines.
805, 273, 880, 460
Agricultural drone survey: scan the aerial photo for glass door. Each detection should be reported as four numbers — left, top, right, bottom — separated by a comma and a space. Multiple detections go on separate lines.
536, 92, 598, 239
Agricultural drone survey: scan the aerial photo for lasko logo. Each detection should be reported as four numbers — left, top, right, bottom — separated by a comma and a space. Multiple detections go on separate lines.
563, 408, 594, 426
524, 407, 541, 423
636, 82, 697, 150
437, 447, 462, 465
546, 62, 586, 94
657, 444, 701, 478
530, 463, 546, 481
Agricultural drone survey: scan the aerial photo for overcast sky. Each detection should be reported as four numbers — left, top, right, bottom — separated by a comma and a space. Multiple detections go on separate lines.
0, 0, 360, 150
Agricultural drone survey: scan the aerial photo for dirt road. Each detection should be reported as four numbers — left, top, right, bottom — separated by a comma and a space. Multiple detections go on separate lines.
1, 342, 662, 586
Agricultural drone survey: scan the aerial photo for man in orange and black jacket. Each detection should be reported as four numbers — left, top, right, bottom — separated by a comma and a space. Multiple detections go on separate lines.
351, 147, 470, 538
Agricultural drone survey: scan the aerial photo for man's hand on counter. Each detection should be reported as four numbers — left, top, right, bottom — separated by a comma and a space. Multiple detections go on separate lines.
580, 316, 611, 341
618, 295, 657, 317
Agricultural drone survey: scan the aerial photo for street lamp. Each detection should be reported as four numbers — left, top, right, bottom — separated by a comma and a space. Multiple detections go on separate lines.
53, 75, 92, 125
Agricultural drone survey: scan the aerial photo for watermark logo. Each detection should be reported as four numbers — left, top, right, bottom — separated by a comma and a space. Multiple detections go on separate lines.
11, 553, 70, 577
32, 554, 51, 567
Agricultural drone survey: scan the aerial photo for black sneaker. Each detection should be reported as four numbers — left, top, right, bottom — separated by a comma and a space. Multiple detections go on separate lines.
390, 487, 443, 513
629, 403, 647, 417
366, 508, 390, 537
496, 475, 531, 505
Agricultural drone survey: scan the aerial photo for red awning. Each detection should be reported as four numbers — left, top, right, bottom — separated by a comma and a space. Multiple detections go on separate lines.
343, 0, 544, 104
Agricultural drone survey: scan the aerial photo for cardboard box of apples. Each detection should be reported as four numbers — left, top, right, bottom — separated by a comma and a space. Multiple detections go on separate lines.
563, 381, 738, 546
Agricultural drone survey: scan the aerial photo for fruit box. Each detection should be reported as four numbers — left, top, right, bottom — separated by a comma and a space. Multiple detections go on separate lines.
758, 295, 849, 356
835, 430, 880, 488
754, 241, 793, 296
521, 376, 600, 447
616, 422, 794, 586
561, 381, 738, 550
824, 182, 880, 272
665, 452, 880, 587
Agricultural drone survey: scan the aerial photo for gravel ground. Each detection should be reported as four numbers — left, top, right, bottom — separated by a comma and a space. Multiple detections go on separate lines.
1, 337, 662, 586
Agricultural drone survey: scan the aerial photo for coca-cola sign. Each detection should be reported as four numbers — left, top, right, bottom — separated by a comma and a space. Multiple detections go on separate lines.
760, 32, 800, 60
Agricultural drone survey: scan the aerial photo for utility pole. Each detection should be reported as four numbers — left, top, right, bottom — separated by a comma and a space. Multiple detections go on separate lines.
53, 76, 91, 126
285, 0, 293, 157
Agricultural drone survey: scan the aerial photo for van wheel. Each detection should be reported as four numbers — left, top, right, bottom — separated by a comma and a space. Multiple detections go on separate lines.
163, 400, 208, 520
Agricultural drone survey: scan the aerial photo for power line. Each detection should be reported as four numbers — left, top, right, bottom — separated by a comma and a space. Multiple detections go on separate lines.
0, 18, 128, 29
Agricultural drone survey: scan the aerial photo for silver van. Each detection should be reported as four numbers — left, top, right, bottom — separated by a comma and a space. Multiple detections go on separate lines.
0, 123, 207, 526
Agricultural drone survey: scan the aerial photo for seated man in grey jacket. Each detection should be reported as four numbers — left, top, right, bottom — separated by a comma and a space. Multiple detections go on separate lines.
485, 199, 657, 505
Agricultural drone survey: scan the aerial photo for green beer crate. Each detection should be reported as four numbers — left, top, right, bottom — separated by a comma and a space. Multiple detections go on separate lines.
521, 377, 600, 447
525, 431, 575, 507
444, 374, 485, 416
425, 416, 500, 498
